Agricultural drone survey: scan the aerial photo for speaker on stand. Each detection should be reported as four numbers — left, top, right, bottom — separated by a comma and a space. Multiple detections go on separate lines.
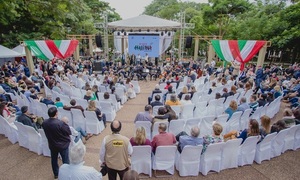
185, 36, 193, 48
95, 35, 102, 48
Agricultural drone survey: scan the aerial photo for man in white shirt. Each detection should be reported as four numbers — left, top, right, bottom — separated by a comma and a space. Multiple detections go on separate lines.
59, 140, 102, 180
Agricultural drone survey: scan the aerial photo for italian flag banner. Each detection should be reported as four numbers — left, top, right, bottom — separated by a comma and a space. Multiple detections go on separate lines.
24, 40, 78, 61
211, 40, 266, 70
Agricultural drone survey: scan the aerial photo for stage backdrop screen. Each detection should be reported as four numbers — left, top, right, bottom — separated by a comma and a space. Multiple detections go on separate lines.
128, 33, 159, 57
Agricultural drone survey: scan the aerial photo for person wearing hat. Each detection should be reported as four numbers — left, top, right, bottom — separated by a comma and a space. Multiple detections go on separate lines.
16, 106, 38, 131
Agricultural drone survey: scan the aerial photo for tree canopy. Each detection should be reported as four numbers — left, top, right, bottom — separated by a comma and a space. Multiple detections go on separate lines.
143, 0, 300, 62
0, 0, 121, 48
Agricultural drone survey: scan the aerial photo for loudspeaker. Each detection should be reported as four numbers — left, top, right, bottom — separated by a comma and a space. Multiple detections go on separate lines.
185, 36, 193, 48
93, 61, 103, 71
95, 35, 102, 48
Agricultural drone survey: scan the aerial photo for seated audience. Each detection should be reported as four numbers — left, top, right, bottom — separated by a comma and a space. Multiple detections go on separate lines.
257, 93, 268, 107
55, 97, 63, 108
165, 105, 177, 122
61, 117, 92, 143
260, 115, 271, 140
225, 100, 238, 120
134, 105, 154, 123
151, 123, 176, 153
150, 95, 163, 108
237, 97, 250, 112
153, 107, 169, 123
84, 90, 96, 101
86, 100, 106, 126
63, 99, 84, 112
0, 101, 16, 123
271, 120, 287, 133
16, 106, 40, 130
130, 127, 151, 147
180, 94, 192, 106
249, 95, 259, 116
148, 84, 162, 104
282, 108, 296, 127
40, 95, 55, 106
176, 126, 203, 153
202, 123, 223, 154
58, 140, 102, 180
177, 86, 188, 100
165, 94, 181, 106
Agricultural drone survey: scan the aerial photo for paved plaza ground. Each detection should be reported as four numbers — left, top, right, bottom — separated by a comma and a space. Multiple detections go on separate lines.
0, 80, 299, 180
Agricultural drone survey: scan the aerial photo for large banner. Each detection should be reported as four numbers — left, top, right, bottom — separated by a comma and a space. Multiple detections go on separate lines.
128, 33, 159, 57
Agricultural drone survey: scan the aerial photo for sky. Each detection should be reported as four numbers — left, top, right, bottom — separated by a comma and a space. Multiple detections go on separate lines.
102, 0, 208, 20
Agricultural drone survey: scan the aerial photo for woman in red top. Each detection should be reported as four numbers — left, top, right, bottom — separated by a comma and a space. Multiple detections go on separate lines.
130, 127, 152, 148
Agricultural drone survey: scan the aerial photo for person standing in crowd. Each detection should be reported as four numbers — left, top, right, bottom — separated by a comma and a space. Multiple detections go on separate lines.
42, 107, 71, 179
100, 120, 132, 180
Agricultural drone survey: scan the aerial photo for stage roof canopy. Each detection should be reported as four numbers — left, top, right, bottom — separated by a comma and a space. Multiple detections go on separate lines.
108, 15, 181, 30
0, 45, 21, 58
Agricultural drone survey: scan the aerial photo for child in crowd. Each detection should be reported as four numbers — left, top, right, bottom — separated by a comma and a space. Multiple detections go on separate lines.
55, 97, 64, 108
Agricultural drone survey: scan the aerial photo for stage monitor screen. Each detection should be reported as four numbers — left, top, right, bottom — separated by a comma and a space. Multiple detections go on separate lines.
128, 33, 159, 57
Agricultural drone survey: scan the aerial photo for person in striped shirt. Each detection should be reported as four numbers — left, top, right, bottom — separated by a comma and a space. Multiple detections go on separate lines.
249, 95, 259, 116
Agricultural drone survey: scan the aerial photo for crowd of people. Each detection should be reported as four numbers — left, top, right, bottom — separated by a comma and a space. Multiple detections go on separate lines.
1, 57, 300, 179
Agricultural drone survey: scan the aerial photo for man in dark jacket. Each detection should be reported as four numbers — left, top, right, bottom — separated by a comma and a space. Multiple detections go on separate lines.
42, 107, 71, 179
16, 106, 38, 131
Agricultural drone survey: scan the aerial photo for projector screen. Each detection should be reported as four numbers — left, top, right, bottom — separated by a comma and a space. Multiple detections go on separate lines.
128, 33, 160, 57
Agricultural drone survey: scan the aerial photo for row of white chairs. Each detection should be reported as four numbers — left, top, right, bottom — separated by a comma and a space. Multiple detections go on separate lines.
131, 124, 300, 177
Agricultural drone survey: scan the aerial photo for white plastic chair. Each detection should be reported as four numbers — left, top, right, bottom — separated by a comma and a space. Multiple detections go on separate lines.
225, 111, 243, 134
176, 145, 203, 177
131, 146, 152, 177
221, 138, 242, 170
0, 115, 18, 144
215, 114, 229, 131
152, 146, 177, 177
194, 101, 208, 117
170, 105, 181, 118
131, 80, 141, 94
239, 109, 252, 130
24, 125, 42, 155
84, 111, 105, 135
71, 109, 86, 131
238, 136, 260, 166
99, 101, 116, 122
282, 125, 298, 153
254, 133, 277, 164
38, 129, 51, 157
271, 128, 289, 158
199, 142, 225, 176
135, 121, 152, 140
58, 108, 73, 127
14, 121, 29, 149
184, 118, 201, 136
293, 125, 300, 150
168, 119, 185, 136
199, 116, 215, 137
115, 87, 127, 104
181, 104, 194, 119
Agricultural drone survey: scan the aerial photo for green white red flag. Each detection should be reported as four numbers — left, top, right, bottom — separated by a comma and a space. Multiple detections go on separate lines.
24, 40, 78, 61
211, 40, 266, 70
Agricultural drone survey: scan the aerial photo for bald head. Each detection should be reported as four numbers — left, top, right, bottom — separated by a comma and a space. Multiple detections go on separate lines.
61, 116, 69, 124
111, 120, 122, 133
191, 126, 200, 137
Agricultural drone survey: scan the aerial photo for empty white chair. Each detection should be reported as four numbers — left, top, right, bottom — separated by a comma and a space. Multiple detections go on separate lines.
293, 125, 300, 150
239, 109, 252, 130
38, 129, 51, 157
135, 121, 152, 140
176, 145, 203, 177
168, 119, 185, 136
225, 111, 243, 134
251, 106, 262, 123
0, 115, 18, 144
184, 118, 201, 136
152, 121, 169, 139
131, 80, 141, 94
58, 108, 73, 127
199, 116, 215, 137
238, 136, 260, 166
84, 111, 105, 135
152, 146, 177, 177
282, 125, 298, 153
170, 105, 181, 118
181, 104, 194, 119
14, 121, 29, 149
115, 87, 127, 104
194, 101, 208, 117
24, 125, 42, 155
254, 133, 277, 164
200, 142, 225, 176
221, 138, 242, 170
131, 146, 152, 177
271, 128, 289, 158
71, 109, 86, 131
215, 114, 229, 131
99, 101, 116, 122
